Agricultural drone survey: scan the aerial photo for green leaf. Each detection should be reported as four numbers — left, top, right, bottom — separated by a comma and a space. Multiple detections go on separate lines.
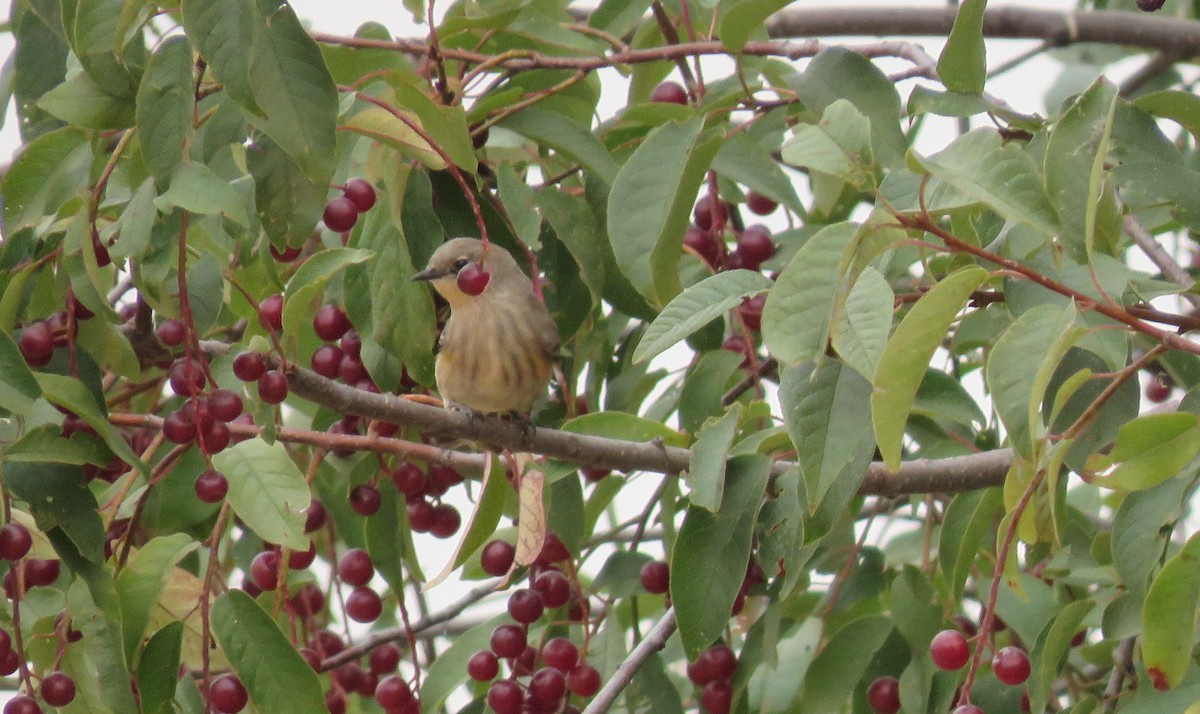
913, 129, 1060, 238
937, 0, 988, 95
364, 485, 409, 595
830, 267, 893, 379
872, 266, 988, 470
1, 126, 91, 231
181, 0, 337, 183
38, 72, 134, 129
797, 615, 893, 710
607, 117, 722, 306
499, 107, 619, 185
35, 372, 149, 478
138, 621, 184, 714
686, 404, 742, 512
67, 576, 139, 713
561, 411, 687, 448
342, 106, 446, 170
1112, 477, 1188, 594
154, 162, 250, 226
986, 302, 1082, 458
762, 222, 856, 365
780, 100, 873, 186
3, 461, 105, 563
719, 0, 791, 52
1029, 600, 1092, 713
211, 590, 326, 714
940, 489, 1002, 601
1143, 529, 1200, 691
497, 164, 542, 249
0, 328, 42, 414
711, 132, 805, 215
1089, 413, 1200, 492
136, 36, 195, 187
421, 616, 505, 713
1135, 89, 1200, 141
283, 248, 375, 301
112, 177, 158, 260
634, 269, 772, 364
672, 454, 770, 656
116, 534, 198, 662
211, 438, 311, 550
247, 135, 325, 243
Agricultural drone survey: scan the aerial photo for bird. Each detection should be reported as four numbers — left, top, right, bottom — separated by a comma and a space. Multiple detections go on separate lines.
413, 237, 559, 417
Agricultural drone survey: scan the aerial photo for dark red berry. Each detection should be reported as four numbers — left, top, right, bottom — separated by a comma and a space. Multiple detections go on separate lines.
650, 81, 688, 105
304, 499, 327, 533
738, 295, 765, 332
391, 463, 427, 496
310, 344, 344, 379
700, 680, 732, 714
18, 322, 54, 367
745, 191, 778, 216
541, 637, 578, 672
169, 357, 207, 396
456, 263, 490, 296
539, 532, 570, 563
693, 195, 725, 232
289, 582, 324, 616
257, 294, 284, 332
698, 644, 736, 680
567, 663, 601, 697
157, 319, 186, 346
346, 587, 383, 622
340, 330, 362, 359
683, 226, 720, 266
468, 650, 500, 681
41, 671, 76, 707
0, 524, 32, 561
338, 354, 367, 383
930, 629, 970, 671
992, 646, 1031, 686
866, 676, 900, 714
374, 675, 412, 709
736, 225, 774, 269
269, 243, 302, 263
722, 336, 752, 367
1138, 0, 1166, 9
639, 561, 669, 594
369, 642, 403, 674
323, 197, 359, 233
287, 541, 316, 569
487, 680, 523, 714
338, 548, 374, 587
209, 673, 248, 713
481, 540, 515, 577
25, 558, 59, 586
298, 647, 321, 670
208, 389, 244, 422
530, 667, 567, 704
194, 469, 228, 503
250, 550, 280, 591
430, 504, 461, 538
490, 624, 526, 658
257, 370, 289, 404
1146, 376, 1173, 403
232, 352, 267, 381
533, 569, 570, 608
406, 499, 435, 532
4, 696, 42, 714
313, 305, 351, 342
350, 484, 381, 516
343, 179, 377, 213
507, 588, 545, 623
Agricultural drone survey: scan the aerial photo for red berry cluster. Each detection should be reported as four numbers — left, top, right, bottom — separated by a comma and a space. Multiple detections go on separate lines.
16, 295, 96, 368
687, 644, 737, 714
160, 353, 248, 470
392, 463, 462, 539
323, 178, 378, 234
1, 522, 62, 600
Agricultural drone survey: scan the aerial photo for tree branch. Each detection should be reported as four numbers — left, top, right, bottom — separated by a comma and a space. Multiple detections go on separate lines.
580, 608, 677, 714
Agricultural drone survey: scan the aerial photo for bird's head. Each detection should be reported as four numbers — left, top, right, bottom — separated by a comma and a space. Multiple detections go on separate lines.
414, 237, 525, 307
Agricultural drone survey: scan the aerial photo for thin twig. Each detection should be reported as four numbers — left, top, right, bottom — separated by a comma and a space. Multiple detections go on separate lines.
580, 608, 678, 714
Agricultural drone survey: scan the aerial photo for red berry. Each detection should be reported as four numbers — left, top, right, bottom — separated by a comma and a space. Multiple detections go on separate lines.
232, 352, 267, 381
745, 191, 778, 215
343, 179, 377, 213
992, 646, 1031, 686
683, 226, 720, 266
698, 644, 736, 680
490, 624, 526, 658
169, 357, 207, 396
487, 680, 523, 714
507, 588, 545, 623
430, 504, 461, 538
481, 540, 515, 577
25, 558, 59, 586
194, 469, 228, 503
324, 689, 346, 714
639, 561, 669, 594
738, 295, 765, 332
530, 667, 567, 704
3, 696, 42, 714
650, 81, 688, 105
209, 673, 248, 713
269, 243, 302, 263
456, 262, 490, 296
340, 330, 362, 359
930, 629, 970, 671
350, 484, 381, 516
314, 630, 344, 657
866, 676, 900, 714
533, 569, 570, 608
391, 463, 427, 497
287, 541, 316, 569
250, 550, 279, 591
0, 524, 32, 561
541, 637, 579, 672
567, 663, 601, 697
468, 650, 500, 681
700, 680, 732, 714
157, 319, 186, 346
323, 196, 359, 233
41, 671, 76, 707
338, 548, 374, 587
693, 195, 725, 232
539, 532, 570, 563
407, 499, 435, 532
374, 674, 412, 709
736, 225, 774, 269
369, 642, 403, 674
289, 583, 324, 616
428, 464, 464, 493
18, 322, 54, 367
310, 344, 344, 379
304, 499, 327, 533
208, 389, 244, 422
952, 614, 978, 638
1146, 375, 1173, 403
257, 370, 289, 404
338, 354, 367, 383
313, 305, 351, 342
257, 294, 284, 332
722, 336, 752, 367
346, 587, 383, 622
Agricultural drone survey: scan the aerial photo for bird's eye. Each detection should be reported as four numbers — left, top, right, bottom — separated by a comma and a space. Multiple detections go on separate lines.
452, 258, 471, 272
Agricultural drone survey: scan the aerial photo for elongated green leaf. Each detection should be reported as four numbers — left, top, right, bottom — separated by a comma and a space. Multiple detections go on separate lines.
1029, 600, 1092, 713
67, 576, 139, 713
711, 132, 805, 215
1089, 413, 1200, 492
3, 461, 105, 563
872, 266, 988, 470
137, 36, 194, 187
797, 615, 893, 710
497, 164, 542, 249
634, 270, 772, 364
1112, 477, 1188, 594
937, 0, 987, 94
561, 411, 687, 447
720, 0, 791, 52
499, 107, 619, 185
37, 72, 134, 129
761, 222, 856, 365
35, 373, 148, 478
139, 621, 184, 714
283, 248, 375, 301
608, 117, 722, 306
914, 129, 1059, 238
780, 100, 873, 186
116, 534, 197, 662
247, 135, 324, 243
1143, 529, 1200, 691
212, 438, 310, 550
211, 590, 325, 714
112, 177, 158, 260
154, 162, 250, 226
343, 106, 445, 169
686, 404, 742, 512
940, 488, 1000, 599
831, 267, 893, 379
986, 302, 1081, 458
672, 454, 770, 656
421, 616, 505, 713
180, 0, 261, 114
1, 126, 91, 231
0, 328, 41, 415
1135, 89, 1200, 141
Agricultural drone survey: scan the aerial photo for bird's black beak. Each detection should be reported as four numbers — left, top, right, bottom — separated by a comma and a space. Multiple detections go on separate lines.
412, 267, 439, 282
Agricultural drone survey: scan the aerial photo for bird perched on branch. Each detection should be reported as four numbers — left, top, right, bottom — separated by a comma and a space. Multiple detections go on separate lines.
413, 237, 559, 417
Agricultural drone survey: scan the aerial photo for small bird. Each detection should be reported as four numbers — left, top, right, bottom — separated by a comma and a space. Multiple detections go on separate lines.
413, 238, 559, 416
